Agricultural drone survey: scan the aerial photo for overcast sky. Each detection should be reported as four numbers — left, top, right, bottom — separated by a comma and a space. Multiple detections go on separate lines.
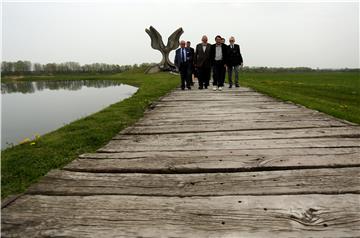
2, 0, 359, 68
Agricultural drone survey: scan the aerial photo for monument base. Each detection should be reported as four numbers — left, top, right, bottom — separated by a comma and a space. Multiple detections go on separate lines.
145, 64, 177, 74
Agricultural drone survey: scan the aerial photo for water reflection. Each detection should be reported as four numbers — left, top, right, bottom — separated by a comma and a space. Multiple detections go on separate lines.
2, 80, 138, 149
1, 80, 124, 94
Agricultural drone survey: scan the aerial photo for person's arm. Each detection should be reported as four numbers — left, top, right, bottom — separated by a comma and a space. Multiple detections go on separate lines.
239, 46, 243, 67
193, 46, 198, 67
209, 45, 214, 66
174, 50, 179, 70
223, 45, 228, 68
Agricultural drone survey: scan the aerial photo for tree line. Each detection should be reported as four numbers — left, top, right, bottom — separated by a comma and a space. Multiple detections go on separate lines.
1, 60, 358, 75
1, 61, 154, 75
240, 66, 359, 73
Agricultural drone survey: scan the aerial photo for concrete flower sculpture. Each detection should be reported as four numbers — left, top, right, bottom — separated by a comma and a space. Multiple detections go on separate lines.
145, 26, 184, 71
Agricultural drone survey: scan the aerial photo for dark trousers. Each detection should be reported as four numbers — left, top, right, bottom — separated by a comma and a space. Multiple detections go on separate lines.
212, 60, 226, 87
228, 65, 240, 86
197, 66, 211, 88
179, 62, 191, 89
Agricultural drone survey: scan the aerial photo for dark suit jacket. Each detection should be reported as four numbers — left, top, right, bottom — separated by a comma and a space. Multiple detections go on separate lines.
174, 47, 191, 69
194, 43, 211, 68
187, 47, 195, 63
210, 44, 228, 65
227, 44, 243, 66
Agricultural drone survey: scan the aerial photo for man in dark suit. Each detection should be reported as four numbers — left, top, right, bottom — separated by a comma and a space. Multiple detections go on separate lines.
174, 40, 192, 90
186, 41, 195, 86
210, 35, 228, 91
227, 36, 243, 88
194, 35, 211, 89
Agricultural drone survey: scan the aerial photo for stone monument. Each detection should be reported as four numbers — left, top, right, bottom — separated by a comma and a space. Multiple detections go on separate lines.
145, 26, 184, 73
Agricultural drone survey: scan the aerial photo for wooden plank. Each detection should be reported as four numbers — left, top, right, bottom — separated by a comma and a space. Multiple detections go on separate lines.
27, 167, 360, 196
149, 105, 302, 113
99, 137, 359, 152
153, 101, 297, 107
113, 126, 360, 141
125, 121, 348, 135
2, 194, 359, 237
66, 147, 360, 173
160, 97, 277, 102
141, 111, 320, 119
135, 116, 353, 125
146, 104, 309, 114
136, 113, 341, 124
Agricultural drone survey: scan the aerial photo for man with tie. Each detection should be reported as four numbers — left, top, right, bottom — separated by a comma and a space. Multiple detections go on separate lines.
175, 40, 192, 90
227, 36, 243, 88
194, 35, 211, 89
210, 35, 228, 91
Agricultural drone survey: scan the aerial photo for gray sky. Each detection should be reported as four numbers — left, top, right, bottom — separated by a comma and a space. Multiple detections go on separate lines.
2, 0, 359, 68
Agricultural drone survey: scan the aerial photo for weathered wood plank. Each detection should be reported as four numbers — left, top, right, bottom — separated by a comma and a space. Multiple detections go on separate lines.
142, 112, 323, 122
2, 194, 359, 237
145, 107, 313, 114
124, 121, 348, 135
160, 97, 278, 102
153, 101, 298, 107
141, 109, 334, 117
149, 105, 303, 113
27, 167, 360, 196
99, 137, 359, 152
136, 115, 342, 125
113, 126, 360, 141
66, 147, 360, 173
136, 117, 342, 126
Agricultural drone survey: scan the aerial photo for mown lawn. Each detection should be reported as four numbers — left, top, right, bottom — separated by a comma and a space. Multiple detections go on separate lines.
1, 70, 179, 199
240, 72, 360, 124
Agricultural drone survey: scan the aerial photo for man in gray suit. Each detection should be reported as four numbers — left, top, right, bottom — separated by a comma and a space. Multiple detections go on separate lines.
194, 35, 212, 89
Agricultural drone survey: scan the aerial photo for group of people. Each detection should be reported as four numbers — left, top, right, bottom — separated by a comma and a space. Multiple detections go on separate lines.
174, 35, 243, 91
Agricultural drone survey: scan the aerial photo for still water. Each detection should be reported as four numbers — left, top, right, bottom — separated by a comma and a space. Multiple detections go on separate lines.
1, 80, 138, 149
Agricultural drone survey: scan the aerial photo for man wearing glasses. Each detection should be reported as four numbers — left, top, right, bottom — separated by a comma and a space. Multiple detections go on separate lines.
227, 36, 243, 88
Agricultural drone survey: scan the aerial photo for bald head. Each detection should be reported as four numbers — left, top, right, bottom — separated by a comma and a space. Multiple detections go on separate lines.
180, 40, 186, 48
229, 36, 235, 45
201, 35, 208, 44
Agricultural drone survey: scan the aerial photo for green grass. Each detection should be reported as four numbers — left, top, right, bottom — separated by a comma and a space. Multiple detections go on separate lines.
239, 72, 360, 124
1, 70, 179, 199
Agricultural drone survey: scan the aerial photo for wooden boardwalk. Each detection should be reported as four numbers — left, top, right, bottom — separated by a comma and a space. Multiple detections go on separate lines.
2, 86, 360, 237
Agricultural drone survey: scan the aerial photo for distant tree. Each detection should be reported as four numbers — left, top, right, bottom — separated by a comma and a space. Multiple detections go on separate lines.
44, 63, 57, 74
1, 61, 14, 74
13, 60, 31, 73
33, 63, 43, 73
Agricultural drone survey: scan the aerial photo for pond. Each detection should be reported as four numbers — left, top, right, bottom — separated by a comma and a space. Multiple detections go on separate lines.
1, 80, 138, 149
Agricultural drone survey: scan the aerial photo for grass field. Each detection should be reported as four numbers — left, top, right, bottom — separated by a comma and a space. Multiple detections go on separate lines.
1, 70, 178, 199
240, 72, 360, 124
1, 70, 359, 199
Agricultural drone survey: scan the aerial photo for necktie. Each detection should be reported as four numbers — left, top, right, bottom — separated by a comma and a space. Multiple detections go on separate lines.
182, 49, 186, 63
